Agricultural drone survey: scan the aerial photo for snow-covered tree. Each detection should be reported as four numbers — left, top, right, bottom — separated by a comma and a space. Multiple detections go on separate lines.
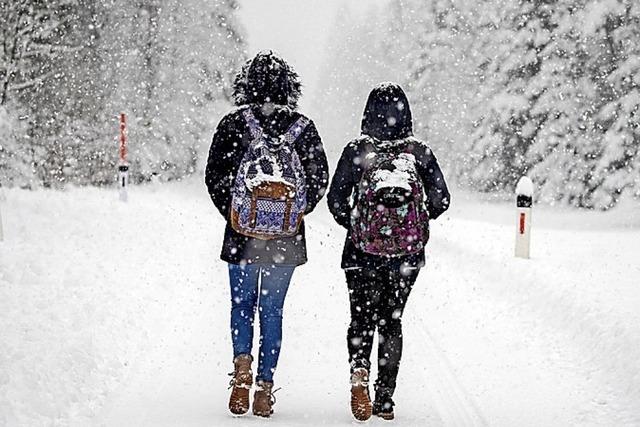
398, 0, 483, 173
320, 0, 639, 208
0, 0, 246, 187
0, 104, 31, 186
0, 1, 74, 106
460, 0, 640, 208
462, 0, 556, 193
517, 0, 603, 207
103, 0, 246, 183
0, 0, 91, 187
521, 0, 640, 208
587, 0, 640, 207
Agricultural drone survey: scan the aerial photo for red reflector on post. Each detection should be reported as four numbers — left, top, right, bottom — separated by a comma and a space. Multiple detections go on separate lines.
519, 213, 526, 235
119, 113, 127, 163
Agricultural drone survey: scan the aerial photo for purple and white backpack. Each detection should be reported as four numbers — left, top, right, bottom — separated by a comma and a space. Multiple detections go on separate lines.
230, 108, 309, 240
350, 137, 430, 256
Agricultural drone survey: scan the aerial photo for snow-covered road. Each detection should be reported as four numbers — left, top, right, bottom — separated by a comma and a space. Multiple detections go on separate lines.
1, 180, 639, 426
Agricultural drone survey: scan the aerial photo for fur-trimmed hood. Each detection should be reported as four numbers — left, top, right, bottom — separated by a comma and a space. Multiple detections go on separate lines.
361, 82, 413, 141
232, 50, 302, 109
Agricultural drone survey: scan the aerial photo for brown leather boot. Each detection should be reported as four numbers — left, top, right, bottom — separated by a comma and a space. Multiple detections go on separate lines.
228, 354, 253, 415
253, 380, 276, 417
350, 368, 373, 421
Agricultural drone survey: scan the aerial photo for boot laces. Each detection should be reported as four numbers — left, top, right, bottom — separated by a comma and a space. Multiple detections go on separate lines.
257, 383, 281, 405
227, 371, 251, 390
270, 387, 281, 405
227, 372, 235, 389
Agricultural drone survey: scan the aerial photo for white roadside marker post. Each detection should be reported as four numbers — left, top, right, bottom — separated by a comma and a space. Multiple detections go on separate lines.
118, 113, 129, 202
515, 176, 533, 259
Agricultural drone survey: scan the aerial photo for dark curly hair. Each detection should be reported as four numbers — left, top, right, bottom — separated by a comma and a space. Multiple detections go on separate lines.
232, 50, 302, 110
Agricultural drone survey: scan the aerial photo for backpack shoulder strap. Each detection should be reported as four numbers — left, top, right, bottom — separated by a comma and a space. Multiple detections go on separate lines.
282, 116, 310, 145
358, 136, 383, 173
241, 108, 263, 141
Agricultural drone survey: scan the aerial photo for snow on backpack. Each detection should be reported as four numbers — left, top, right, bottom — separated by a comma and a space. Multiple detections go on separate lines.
230, 108, 309, 240
350, 138, 430, 256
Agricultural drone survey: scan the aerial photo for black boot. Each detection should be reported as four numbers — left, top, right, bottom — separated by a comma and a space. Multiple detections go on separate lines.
373, 384, 395, 420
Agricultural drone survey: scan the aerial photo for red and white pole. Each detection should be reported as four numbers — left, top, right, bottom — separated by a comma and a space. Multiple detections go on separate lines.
515, 176, 533, 259
118, 113, 129, 202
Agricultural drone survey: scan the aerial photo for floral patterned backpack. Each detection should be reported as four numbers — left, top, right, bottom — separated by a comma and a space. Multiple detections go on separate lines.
350, 138, 430, 256
230, 108, 309, 240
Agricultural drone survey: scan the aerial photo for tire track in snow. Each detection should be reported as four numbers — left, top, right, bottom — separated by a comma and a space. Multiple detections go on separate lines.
405, 312, 488, 427
427, 222, 640, 424
438, 221, 640, 410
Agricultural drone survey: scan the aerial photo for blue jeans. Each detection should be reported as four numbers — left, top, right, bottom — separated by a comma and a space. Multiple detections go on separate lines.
228, 263, 295, 382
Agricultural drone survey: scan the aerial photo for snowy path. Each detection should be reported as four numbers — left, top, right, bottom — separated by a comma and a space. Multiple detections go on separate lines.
2, 180, 639, 426
97, 211, 488, 427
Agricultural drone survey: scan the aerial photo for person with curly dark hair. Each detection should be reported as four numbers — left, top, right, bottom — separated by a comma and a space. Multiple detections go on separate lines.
205, 51, 329, 418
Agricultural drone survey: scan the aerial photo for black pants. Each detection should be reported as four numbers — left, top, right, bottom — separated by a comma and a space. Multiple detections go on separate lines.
346, 263, 419, 397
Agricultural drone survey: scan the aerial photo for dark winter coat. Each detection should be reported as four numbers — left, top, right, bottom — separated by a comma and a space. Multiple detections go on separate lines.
327, 83, 450, 269
205, 52, 329, 266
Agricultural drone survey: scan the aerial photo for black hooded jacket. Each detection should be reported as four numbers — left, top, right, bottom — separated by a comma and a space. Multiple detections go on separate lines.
205, 51, 329, 266
327, 83, 450, 269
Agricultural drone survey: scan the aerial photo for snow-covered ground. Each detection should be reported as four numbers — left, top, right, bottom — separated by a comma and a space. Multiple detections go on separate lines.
1, 180, 639, 426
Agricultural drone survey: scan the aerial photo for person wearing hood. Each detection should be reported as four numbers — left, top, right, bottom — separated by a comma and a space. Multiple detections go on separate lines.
327, 83, 450, 421
205, 51, 329, 418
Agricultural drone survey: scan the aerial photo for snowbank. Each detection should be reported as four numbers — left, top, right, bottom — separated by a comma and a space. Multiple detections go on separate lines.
0, 182, 223, 426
